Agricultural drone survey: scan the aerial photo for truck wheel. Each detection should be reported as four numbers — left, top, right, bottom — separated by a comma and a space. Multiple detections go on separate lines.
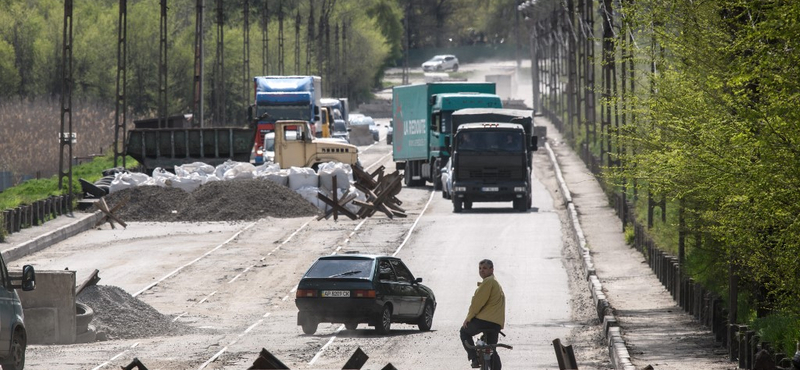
404, 168, 411, 186
464, 201, 473, 210
453, 200, 462, 213
433, 168, 442, 191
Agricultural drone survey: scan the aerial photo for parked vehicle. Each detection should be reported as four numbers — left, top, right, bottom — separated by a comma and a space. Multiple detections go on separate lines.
440, 157, 453, 199
449, 108, 537, 212
392, 82, 502, 189
350, 114, 379, 142
387, 119, 394, 145
422, 54, 459, 72
295, 254, 436, 335
331, 119, 350, 143
0, 253, 36, 370
320, 97, 350, 126
251, 76, 322, 164
271, 120, 358, 169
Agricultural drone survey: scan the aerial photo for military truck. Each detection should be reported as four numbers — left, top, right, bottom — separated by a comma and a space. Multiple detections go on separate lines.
271, 120, 358, 169
392, 82, 502, 189
449, 108, 537, 212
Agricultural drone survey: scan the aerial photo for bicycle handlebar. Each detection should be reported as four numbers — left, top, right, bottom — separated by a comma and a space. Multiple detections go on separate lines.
463, 340, 514, 350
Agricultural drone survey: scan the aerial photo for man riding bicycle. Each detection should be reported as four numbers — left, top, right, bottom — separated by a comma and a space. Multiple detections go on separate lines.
461, 259, 506, 369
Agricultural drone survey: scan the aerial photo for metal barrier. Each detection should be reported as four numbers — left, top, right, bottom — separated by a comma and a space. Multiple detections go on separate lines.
2, 194, 72, 239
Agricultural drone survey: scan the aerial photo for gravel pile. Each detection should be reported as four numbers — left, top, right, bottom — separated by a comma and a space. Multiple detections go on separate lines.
103, 179, 321, 222
78, 285, 194, 340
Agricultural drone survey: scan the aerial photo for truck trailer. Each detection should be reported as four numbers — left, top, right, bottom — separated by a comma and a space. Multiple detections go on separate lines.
392, 82, 502, 189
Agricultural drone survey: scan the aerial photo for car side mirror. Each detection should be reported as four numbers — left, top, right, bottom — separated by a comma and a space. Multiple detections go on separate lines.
415, 277, 423, 283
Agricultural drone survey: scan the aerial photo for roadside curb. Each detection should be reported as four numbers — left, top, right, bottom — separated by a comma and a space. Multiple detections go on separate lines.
2, 211, 104, 263
544, 142, 635, 370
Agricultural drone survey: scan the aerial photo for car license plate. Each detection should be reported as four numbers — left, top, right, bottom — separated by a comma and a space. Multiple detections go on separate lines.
482, 187, 499, 192
321, 290, 350, 298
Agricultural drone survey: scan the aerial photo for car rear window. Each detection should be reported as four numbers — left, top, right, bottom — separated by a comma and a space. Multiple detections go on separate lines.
305, 258, 374, 279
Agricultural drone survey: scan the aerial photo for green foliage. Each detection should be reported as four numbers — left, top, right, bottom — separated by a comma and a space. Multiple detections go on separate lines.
623, 225, 634, 245
0, 153, 137, 211
751, 313, 800, 357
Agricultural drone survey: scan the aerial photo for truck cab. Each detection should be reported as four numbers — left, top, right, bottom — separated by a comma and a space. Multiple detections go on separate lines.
273, 120, 358, 169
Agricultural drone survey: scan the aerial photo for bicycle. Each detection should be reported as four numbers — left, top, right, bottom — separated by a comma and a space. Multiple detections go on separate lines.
463, 331, 513, 370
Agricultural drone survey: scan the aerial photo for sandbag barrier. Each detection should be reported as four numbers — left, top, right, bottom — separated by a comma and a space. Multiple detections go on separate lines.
1, 194, 72, 239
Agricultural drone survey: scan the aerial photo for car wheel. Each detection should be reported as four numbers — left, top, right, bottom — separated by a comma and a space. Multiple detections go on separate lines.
452, 63, 459, 72
442, 187, 448, 199
301, 319, 318, 335
417, 302, 434, 331
345, 322, 358, 331
375, 305, 392, 334
453, 199, 462, 213
3, 329, 26, 370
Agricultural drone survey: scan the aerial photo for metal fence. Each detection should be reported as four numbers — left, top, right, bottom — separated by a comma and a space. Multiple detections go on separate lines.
1, 195, 73, 239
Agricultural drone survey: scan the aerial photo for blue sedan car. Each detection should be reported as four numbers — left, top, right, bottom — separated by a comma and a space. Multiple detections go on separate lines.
295, 254, 436, 335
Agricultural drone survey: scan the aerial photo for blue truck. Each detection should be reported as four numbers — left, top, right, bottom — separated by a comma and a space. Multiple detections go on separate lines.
392, 82, 503, 189
251, 76, 322, 164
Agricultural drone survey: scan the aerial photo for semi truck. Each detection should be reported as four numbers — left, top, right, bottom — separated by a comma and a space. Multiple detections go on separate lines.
449, 108, 537, 212
392, 82, 503, 189
251, 76, 322, 164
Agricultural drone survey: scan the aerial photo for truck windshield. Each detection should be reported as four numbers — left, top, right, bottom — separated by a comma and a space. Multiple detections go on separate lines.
256, 105, 311, 121
458, 131, 524, 152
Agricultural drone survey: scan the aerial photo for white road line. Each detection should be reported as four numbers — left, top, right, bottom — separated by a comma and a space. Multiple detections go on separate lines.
91, 342, 139, 370
228, 266, 252, 283
308, 325, 345, 365
133, 222, 257, 297
394, 190, 435, 257
365, 152, 393, 172
197, 312, 271, 369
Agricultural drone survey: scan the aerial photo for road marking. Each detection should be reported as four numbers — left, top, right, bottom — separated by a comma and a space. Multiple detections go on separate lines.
394, 190, 435, 257
91, 342, 139, 370
365, 152, 392, 172
308, 325, 345, 366
132, 222, 257, 297
197, 312, 271, 369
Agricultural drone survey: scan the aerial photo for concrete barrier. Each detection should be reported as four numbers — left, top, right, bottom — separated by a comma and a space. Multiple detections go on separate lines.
18, 270, 77, 344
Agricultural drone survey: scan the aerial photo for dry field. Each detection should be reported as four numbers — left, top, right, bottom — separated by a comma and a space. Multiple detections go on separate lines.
0, 98, 129, 185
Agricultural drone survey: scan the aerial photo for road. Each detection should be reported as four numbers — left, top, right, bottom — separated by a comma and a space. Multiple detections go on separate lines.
12, 63, 606, 369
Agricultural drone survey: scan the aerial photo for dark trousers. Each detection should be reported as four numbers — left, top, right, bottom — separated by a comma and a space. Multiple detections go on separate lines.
460, 318, 502, 366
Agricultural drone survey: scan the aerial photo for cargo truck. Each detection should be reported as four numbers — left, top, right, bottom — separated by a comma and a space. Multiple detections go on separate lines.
251, 76, 322, 164
392, 82, 502, 189
449, 108, 537, 212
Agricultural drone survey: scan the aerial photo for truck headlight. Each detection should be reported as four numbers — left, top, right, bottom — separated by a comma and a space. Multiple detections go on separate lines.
454, 186, 466, 192
514, 187, 526, 192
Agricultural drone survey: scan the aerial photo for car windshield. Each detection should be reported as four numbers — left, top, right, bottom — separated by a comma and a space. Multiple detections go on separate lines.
264, 134, 275, 151
430, 56, 445, 62
305, 258, 373, 279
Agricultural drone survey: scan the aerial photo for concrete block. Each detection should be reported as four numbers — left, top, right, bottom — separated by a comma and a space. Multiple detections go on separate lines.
18, 270, 76, 344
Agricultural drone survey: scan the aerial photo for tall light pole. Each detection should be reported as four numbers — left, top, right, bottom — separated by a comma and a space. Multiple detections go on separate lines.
518, 1, 540, 112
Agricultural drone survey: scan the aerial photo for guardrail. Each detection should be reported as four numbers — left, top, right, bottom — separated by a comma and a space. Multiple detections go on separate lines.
2, 194, 73, 239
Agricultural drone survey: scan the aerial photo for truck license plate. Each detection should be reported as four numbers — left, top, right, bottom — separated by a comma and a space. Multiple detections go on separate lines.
321, 290, 350, 298
482, 187, 499, 192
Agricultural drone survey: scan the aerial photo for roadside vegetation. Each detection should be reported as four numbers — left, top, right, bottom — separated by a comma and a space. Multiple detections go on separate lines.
536, 0, 800, 353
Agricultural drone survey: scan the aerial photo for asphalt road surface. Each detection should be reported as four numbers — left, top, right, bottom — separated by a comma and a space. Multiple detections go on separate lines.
12, 62, 609, 369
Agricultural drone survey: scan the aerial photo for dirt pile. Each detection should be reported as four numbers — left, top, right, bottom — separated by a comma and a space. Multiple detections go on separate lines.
78, 285, 194, 340
102, 179, 321, 222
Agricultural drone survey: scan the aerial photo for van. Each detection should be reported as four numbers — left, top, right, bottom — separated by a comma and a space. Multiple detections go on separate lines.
0, 253, 36, 370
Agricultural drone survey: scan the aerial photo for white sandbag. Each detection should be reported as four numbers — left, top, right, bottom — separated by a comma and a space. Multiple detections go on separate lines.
109, 172, 152, 194
223, 162, 256, 180
202, 174, 222, 184
288, 167, 319, 190
294, 186, 324, 210
263, 170, 289, 186
318, 162, 353, 192
170, 173, 205, 192
345, 186, 366, 214
151, 168, 179, 187
175, 162, 216, 177
253, 163, 282, 177
214, 160, 241, 179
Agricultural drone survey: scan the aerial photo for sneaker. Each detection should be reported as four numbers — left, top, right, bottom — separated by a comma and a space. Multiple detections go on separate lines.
470, 359, 480, 368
